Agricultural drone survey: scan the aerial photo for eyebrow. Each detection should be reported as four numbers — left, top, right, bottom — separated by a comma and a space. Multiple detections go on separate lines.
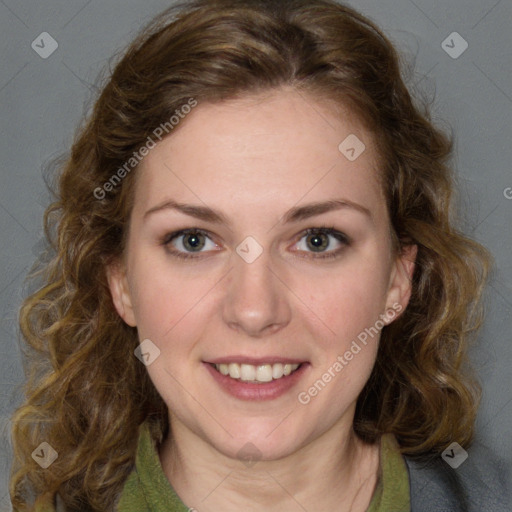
143, 198, 372, 225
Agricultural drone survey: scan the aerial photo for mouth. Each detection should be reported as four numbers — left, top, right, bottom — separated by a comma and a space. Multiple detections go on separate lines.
210, 362, 303, 383
203, 359, 310, 401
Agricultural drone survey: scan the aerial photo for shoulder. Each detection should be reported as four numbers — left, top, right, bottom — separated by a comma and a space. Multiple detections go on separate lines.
403, 440, 511, 512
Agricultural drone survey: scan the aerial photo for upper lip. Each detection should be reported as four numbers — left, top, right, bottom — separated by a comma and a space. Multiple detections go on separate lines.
205, 356, 307, 365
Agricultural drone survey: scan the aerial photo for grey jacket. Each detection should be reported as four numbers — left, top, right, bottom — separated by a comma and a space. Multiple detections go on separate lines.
405, 440, 511, 511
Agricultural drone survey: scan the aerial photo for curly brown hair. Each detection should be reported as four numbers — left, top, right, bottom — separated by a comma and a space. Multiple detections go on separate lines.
9, 0, 491, 510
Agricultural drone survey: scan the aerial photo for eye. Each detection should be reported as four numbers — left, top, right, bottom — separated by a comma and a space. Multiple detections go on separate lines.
291, 226, 350, 260
161, 226, 350, 260
162, 228, 218, 259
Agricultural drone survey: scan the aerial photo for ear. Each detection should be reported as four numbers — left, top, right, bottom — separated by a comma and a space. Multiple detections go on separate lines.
383, 244, 417, 323
106, 260, 137, 327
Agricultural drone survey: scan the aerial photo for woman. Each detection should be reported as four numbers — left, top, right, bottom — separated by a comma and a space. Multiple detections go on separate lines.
9, 0, 510, 510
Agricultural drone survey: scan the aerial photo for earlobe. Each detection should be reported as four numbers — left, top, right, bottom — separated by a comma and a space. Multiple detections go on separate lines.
106, 261, 137, 327
384, 244, 418, 322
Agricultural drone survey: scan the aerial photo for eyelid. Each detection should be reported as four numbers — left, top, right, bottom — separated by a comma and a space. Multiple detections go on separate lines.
162, 227, 214, 246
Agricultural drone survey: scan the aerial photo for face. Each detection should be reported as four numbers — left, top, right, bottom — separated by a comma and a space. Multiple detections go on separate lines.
108, 87, 416, 462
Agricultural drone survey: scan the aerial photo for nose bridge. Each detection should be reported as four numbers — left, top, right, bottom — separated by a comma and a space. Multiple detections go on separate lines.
221, 239, 290, 336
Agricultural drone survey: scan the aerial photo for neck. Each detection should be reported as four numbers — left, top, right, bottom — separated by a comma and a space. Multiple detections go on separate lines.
158, 418, 381, 512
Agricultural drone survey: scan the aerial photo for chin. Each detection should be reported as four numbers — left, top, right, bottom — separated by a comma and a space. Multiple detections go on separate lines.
205, 419, 307, 463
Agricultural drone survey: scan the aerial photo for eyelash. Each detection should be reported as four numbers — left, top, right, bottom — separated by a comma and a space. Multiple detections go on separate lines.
161, 226, 350, 261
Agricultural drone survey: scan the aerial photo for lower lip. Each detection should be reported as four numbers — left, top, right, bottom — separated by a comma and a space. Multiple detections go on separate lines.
204, 362, 310, 401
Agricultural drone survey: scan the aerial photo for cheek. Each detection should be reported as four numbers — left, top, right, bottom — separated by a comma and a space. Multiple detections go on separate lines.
127, 251, 201, 341
128, 261, 207, 402
295, 267, 384, 415
296, 257, 390, 347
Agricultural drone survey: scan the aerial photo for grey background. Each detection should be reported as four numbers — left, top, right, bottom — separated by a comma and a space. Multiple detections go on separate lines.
0, 0, 511, 509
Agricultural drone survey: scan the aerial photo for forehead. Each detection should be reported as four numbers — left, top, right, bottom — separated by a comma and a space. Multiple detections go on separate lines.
133, 88, 386, 224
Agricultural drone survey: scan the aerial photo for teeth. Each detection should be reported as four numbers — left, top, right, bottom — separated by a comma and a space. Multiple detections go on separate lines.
228, 363, 240, 378
214, 362, 301, 383
256, 364, 273, 382
240, 364, 256, 381
272, 363, 284, 379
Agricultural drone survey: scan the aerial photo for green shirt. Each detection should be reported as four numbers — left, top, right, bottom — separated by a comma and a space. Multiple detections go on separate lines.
115, 422, 411, 511
34, 422, 410, 511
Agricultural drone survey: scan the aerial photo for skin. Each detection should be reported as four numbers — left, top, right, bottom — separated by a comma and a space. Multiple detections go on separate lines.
107, 86, 417, 512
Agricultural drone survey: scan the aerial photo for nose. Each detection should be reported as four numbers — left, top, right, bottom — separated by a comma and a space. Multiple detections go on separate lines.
221, 248, 292, 338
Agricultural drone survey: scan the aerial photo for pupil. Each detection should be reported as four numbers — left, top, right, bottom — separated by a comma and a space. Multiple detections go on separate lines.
309, 234, 327, 251
185, 233, 203, 250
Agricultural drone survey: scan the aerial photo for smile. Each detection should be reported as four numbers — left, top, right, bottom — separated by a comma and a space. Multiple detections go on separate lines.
213, 362, 302, 383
